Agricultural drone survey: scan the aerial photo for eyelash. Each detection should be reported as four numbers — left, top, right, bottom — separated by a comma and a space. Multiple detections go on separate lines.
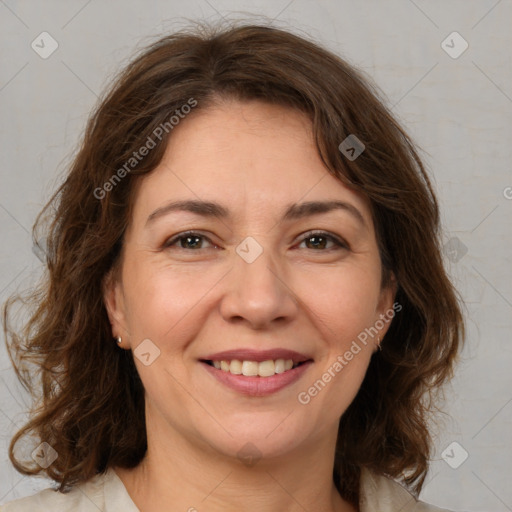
163, 230, 349, 252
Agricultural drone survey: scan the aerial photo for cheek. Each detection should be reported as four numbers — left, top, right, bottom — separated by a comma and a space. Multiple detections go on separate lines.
120, 260, 210, 407
121, 257, 215, 345
293, 263, 380, 412
301, 262, 382, 344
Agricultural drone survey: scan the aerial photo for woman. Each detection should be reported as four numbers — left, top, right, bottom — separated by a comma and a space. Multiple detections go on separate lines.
2, 22, 464, 511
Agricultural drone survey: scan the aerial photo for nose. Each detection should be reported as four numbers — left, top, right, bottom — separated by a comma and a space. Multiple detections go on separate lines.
219, 242, 298, 330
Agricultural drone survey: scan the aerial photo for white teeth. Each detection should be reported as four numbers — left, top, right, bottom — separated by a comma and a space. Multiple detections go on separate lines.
242, 361, 259, 376
258, 360, 275, 377
274, 359, 285, 374
229, 359, 243, 374
211, 358, 298, 377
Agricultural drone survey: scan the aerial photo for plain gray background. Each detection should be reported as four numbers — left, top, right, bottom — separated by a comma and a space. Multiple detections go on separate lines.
1, 1, 511, 510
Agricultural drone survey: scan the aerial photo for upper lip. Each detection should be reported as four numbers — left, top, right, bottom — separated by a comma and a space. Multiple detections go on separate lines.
201, 349, 313, 364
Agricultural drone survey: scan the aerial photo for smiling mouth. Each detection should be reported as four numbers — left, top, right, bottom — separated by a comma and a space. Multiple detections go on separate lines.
201, 359, 311, 378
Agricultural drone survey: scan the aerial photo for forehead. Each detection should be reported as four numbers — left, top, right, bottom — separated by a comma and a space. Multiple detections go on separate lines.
130, 100, 372, 225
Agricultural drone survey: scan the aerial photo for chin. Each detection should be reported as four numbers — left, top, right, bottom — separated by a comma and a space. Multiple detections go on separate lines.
192, 409, 321, 464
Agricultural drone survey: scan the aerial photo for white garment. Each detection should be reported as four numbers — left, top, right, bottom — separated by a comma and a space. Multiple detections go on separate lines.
1, 467, 454, 511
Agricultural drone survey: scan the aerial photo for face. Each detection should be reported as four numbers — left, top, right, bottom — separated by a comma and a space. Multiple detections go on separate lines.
104, 99, 395, 463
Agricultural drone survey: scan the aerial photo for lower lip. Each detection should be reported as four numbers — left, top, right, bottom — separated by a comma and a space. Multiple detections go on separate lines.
201, 361, 313, 397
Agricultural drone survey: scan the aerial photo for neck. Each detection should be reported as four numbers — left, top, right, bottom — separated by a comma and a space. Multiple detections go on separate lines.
115, 415, 357, 512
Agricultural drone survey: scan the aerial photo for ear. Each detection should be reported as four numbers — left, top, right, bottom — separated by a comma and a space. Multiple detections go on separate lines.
102, 268, 130, 349
374, 271, 399, 348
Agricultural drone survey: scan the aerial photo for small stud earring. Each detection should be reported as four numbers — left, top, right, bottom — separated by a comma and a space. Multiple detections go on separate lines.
116, 336, 122, 345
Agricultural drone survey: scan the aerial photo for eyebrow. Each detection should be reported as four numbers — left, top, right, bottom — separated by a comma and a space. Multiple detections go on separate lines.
146, 199, 366, 228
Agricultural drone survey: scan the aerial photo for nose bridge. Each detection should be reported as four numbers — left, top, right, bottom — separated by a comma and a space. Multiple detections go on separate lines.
220, 235, 296, 327
237, 238, 278, 286
235, 234, 283, 297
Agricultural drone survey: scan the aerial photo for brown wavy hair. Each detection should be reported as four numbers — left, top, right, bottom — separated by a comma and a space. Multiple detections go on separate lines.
3, 21, 464, 506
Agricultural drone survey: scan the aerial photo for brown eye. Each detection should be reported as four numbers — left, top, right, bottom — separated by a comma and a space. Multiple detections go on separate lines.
178, 235, 204, 249
298, 231, 348, 251
164, 231, 216, 250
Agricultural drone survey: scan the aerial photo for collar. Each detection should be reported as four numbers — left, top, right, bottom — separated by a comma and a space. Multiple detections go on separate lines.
104, 467, 448, 512
359, 467, 450, 511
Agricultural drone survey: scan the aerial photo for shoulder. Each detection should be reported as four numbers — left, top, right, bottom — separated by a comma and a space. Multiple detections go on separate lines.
1, 470, 116, 512
360, 467, 457, 512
